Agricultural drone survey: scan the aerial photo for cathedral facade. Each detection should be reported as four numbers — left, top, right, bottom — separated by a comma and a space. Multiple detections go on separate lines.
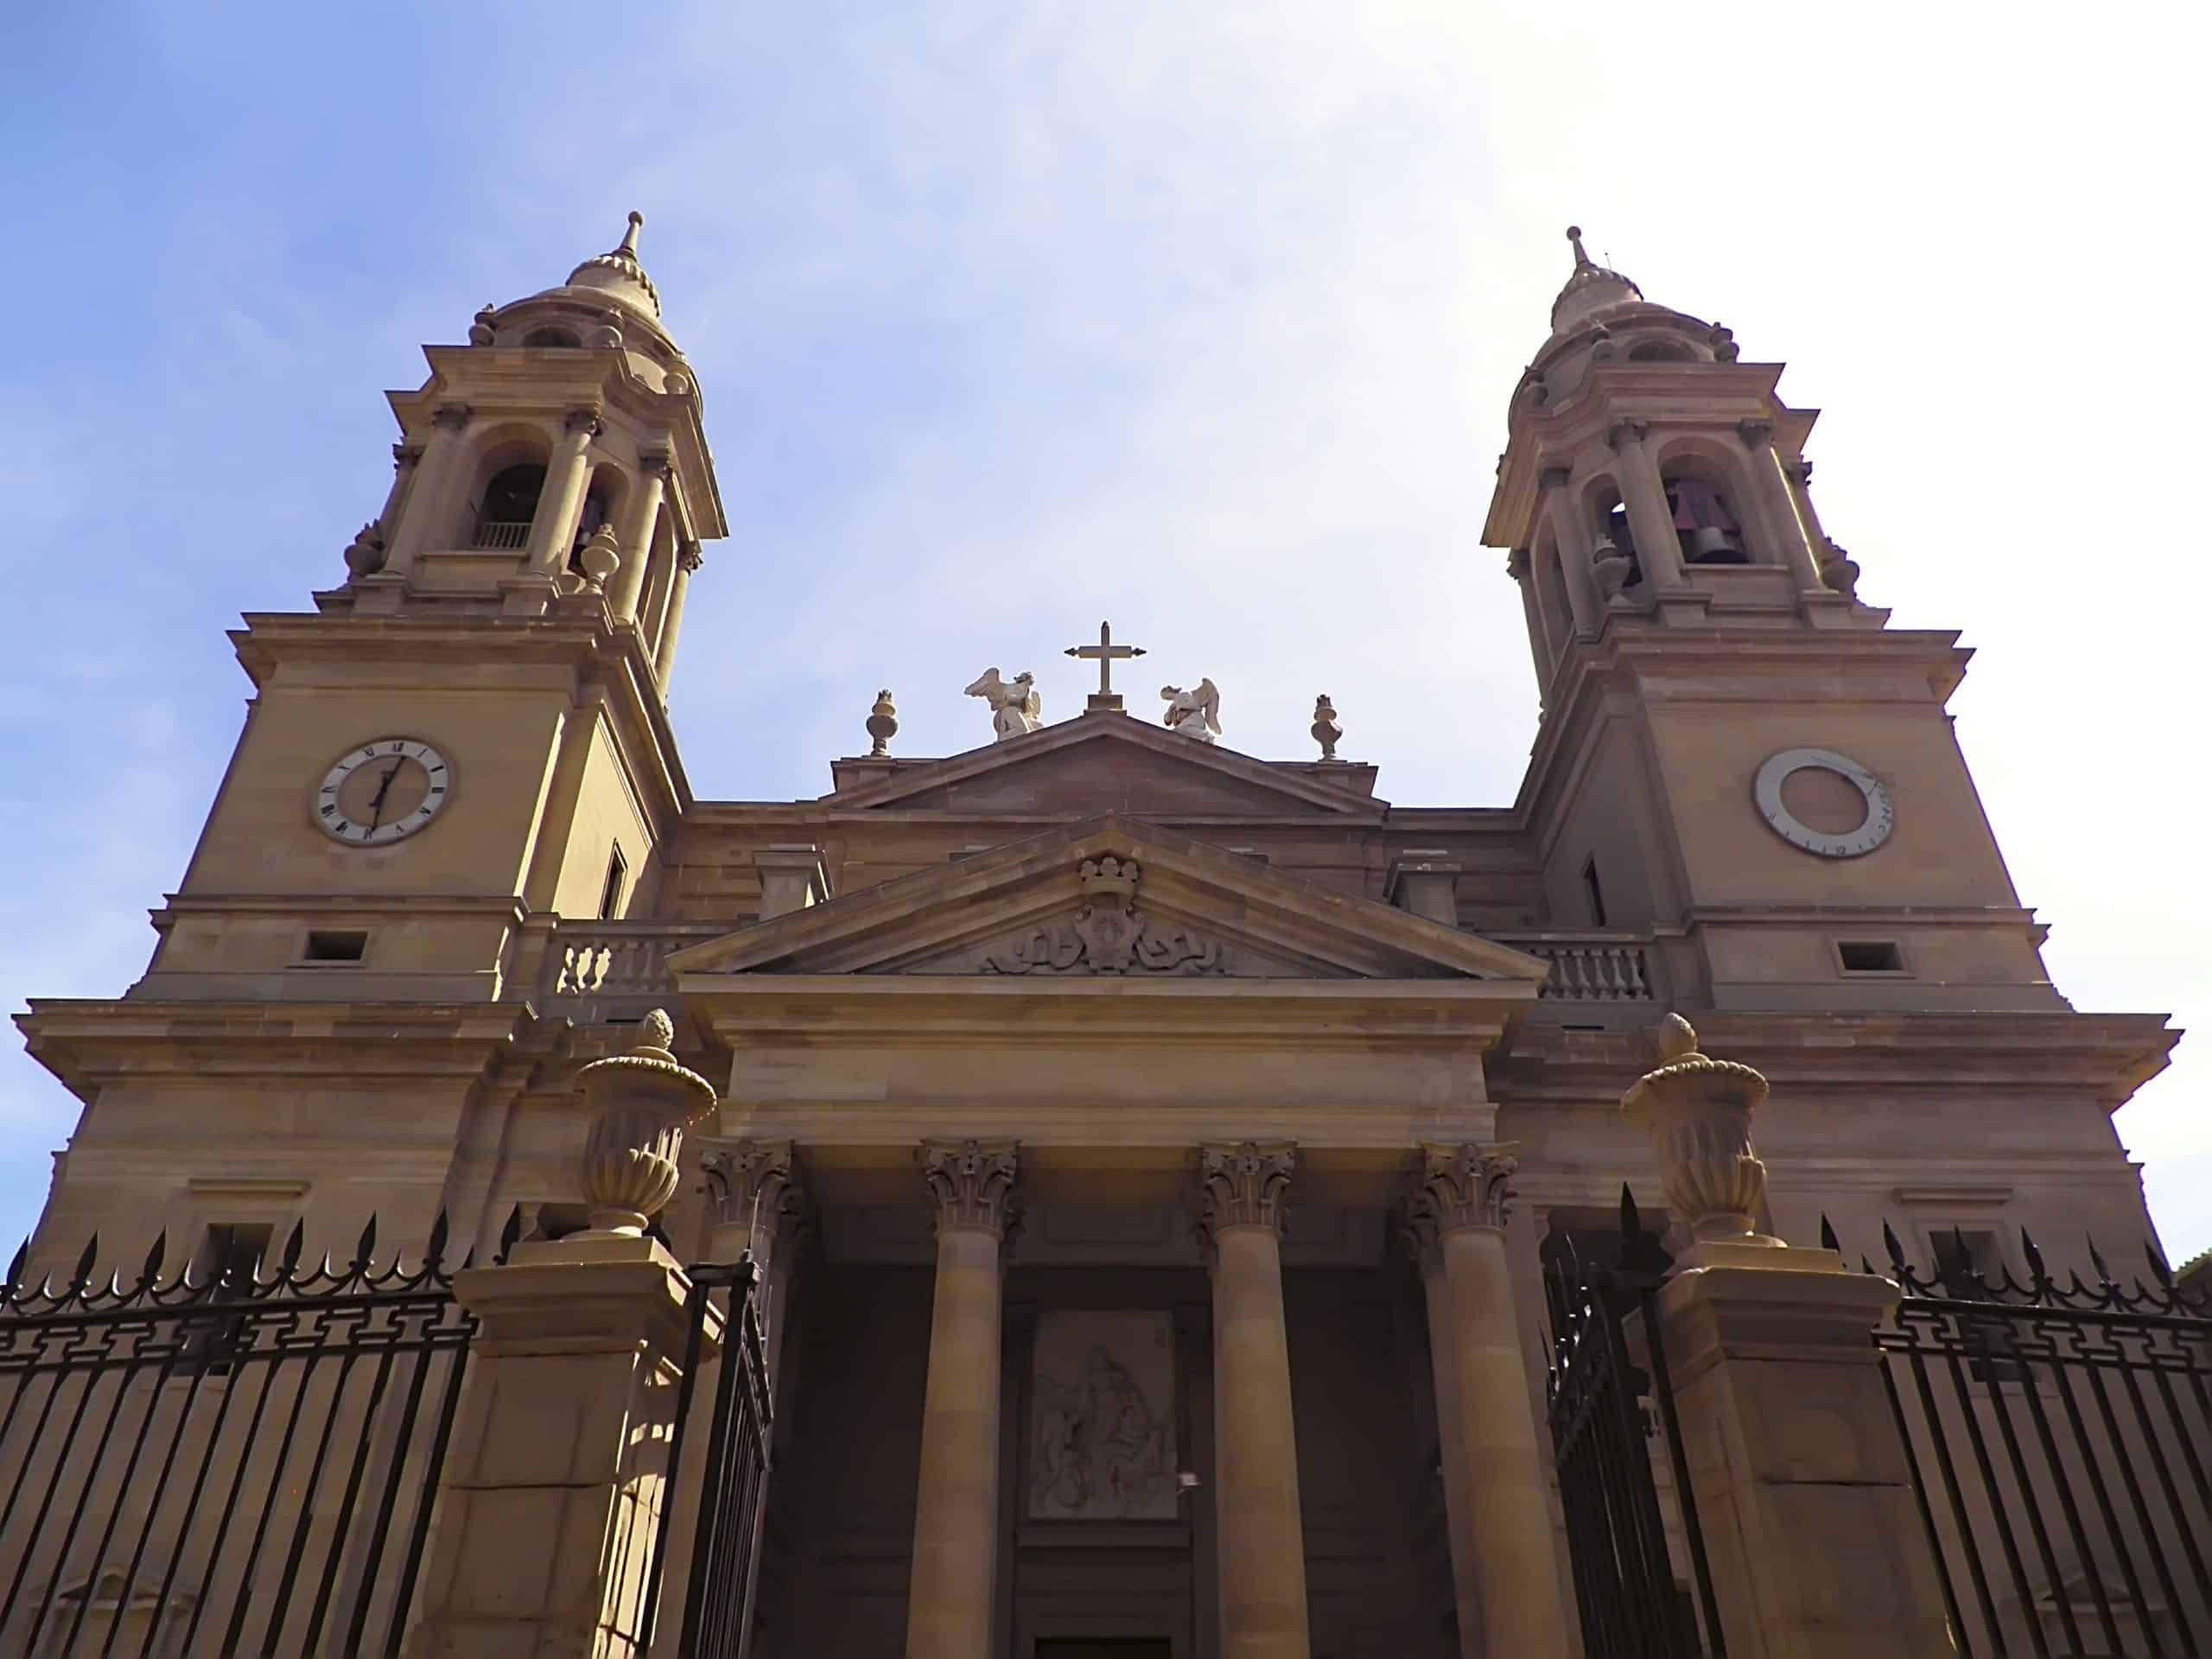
12, 219, 2181, 1656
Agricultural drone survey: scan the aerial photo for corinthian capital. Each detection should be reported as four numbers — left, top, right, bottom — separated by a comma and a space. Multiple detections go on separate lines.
1198, 1140, 1295, 1238
1416, 1142, 1520, 1235
429, 404, 474, 432
1605, 418, 1649, 453
698, 1137, 805, 1259
920, 1139, 1020, 1238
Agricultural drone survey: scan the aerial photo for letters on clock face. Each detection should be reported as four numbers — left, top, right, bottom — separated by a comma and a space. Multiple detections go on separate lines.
315, 739, 453, 845
1751, 747, 1894, 858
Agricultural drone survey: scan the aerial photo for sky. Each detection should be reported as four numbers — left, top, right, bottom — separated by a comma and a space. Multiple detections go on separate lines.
3, 3, 2206, 1262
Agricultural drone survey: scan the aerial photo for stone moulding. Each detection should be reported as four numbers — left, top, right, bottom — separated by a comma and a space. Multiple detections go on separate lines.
980, 855, 1232, 976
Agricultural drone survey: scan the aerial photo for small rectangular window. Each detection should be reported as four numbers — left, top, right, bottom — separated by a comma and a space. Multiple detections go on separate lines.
1837, 940, 1905, 974
1581, 858, 1608, 928
599, 844, 628, 920
302, 929, 367, 963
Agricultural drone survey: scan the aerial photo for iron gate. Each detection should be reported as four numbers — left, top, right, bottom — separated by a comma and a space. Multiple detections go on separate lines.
1858, 1220, 2212, 1658
0, 1211, 510, 1657
1544, 1188, 1724, 1659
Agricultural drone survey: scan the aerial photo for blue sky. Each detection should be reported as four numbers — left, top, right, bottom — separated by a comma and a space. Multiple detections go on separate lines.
5, 3, 2207, 1260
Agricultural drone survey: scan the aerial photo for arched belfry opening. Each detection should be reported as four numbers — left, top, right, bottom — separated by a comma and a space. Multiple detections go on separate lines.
473, 462, 545, 550
1661, 467, 1750, 566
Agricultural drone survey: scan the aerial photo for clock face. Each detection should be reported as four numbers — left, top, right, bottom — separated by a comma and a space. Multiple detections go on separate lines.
1752, 747, 1894, 858
315, 739, 453, 845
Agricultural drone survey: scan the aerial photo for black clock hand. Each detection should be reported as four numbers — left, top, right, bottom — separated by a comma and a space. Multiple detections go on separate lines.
366, 760, 404, 831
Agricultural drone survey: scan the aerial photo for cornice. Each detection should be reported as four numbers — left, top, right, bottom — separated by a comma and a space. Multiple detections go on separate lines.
14, 998, 556, 1103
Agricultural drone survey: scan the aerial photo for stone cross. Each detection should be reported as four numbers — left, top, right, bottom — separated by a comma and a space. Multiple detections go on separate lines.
1065, 620, 1146, 713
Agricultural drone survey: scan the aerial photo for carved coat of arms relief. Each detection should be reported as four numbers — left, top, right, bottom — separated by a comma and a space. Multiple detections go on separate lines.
979, 856, 1231, 977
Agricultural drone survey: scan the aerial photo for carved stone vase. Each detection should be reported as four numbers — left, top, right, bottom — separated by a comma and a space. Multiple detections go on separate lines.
574, 1008, 719, 1236
1620, 1014, 1780, 1249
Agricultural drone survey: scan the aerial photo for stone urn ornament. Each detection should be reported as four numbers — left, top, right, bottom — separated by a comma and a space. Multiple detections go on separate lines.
574, 1009, 719, 1237
1620, 1014, 1783, 1257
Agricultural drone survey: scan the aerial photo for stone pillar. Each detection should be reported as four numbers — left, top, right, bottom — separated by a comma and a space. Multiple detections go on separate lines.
752, 846, 830, 922
1624, 1017, 1954, 1656
652, 542, 703, 686
610, 452, 671, 623
906, 1139, 1019, 1659
1605, 420, 1688, 590
1198, 1141, 1310, 1659
407, 1013, 721, 1656
1538, 468, 1603, 634
405, 1234, 709, 1657
377, 442, 424, 539
382, 404, 474, 576
1507, 548, 1555, 696
524, 408, 602, 575
1736, 420, 1827, 595
1410, 1145, 1574, 1659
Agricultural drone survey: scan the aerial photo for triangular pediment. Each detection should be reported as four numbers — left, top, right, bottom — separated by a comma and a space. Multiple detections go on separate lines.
825, 714, 1384, 820
667, 815, 1544, 983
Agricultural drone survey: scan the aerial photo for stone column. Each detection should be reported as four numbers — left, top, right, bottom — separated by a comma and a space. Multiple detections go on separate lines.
1507, 547, 1555, 695
524, 407, 602, 575
1411, 1145, 1574, 1659
377, 442, 424, 538
1624, 1018, 1955, 1656
1198, 1141, 1310, 1659
1736, 420, 1827, 595
609, 451, 671, 623
697, 1137, 808, 1381
1538, 468, 1603, 634
382, 404, 474, 576
652, 542, 703, 686
1605, 420, 1688, 590
907, 1139, 1019, 1659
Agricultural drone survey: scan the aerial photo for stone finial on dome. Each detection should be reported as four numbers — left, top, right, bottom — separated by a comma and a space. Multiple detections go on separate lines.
566, 209, 662, 321
1550, 222, 1644, 336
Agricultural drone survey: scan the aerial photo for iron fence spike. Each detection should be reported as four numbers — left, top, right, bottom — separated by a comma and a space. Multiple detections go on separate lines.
425, 1208, 450, 1271
497, 1203, 524, 1264
356, 1212, 379, 1269
3, 1237, 24, 1300
1819, 1214, 1841, 1254
141, 1230, 167, 1289
2086, 1233, 2114, 1287
73, 1233, 99, 1292
2020, 1228, 2049, 1292
2144, 1239, 2172, 1289
1882, 1219, 1907, 1274
281, 1217, 306, 1276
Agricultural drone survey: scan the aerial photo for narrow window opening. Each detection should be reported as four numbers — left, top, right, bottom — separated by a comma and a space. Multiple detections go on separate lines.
1581, 857, 1609, 928
598, 843, 628, 921
1838, 940, 1904, 973
302, 929, 367, 963
196, 1222, 274, 1296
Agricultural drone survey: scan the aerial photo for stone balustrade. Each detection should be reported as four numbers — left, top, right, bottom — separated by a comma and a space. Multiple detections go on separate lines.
1492, 934, 1656, 1001
543, 921, 726, 1002
543, 922, 1658, 1004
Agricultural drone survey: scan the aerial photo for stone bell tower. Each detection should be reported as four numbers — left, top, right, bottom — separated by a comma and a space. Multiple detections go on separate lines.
123, 213, 727, 1007
1484, 228, 2061, 1014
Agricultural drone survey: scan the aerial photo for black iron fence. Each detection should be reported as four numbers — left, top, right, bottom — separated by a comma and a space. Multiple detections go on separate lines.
1844, 1219, 2212, 1659
1545, 1188, 1725, 1659
640, 1255, 775, 1659
0, 1211, 517, 1658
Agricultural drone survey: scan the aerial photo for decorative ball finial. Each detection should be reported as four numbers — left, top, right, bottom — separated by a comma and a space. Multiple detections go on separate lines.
1311, 694, 1342, 761
1655, 1012, 1699, 1062
468, 303, 497, 346
1567, 224, 1591, 268
639, 1008, 676, 1053
619, 211, 645, 256
576, 523, 621, 593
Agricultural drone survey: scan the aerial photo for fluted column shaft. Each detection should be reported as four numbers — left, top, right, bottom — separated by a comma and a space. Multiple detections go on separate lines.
1415, 1145, 1573, 1658
1201, 1141, 1310, 1659
524, 409, 601, 575
906, 1140, 1017, 1659
652, 543, 702, 686
1606, 422, 1688, 590
609, 453, 669, 623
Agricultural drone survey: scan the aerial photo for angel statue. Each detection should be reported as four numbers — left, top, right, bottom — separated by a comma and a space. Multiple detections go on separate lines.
964, 667, 1043, 741
1160, 679, 1221, 744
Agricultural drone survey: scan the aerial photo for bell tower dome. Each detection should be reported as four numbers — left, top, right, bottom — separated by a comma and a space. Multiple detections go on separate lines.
1485, 227, 1866, 698
336, 212, 725, 691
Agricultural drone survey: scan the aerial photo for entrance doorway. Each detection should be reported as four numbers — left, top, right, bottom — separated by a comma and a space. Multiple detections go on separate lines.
1034, 1643, 1173, 1658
